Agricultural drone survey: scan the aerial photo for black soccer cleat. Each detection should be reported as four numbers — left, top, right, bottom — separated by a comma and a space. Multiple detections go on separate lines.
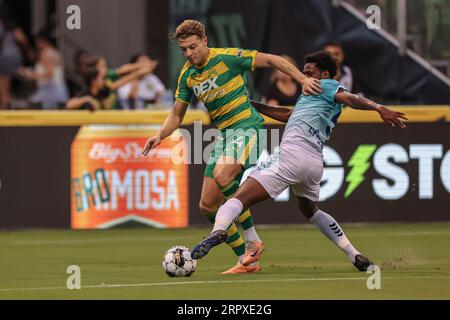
191, 230, 228, 260
353, 254, 375, 271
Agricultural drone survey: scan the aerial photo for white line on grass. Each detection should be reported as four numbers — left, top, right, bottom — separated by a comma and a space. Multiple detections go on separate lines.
7, 227, 450, 246
387, 231, 450, 236
1, 275, 449, 292
11, 231, 449, 245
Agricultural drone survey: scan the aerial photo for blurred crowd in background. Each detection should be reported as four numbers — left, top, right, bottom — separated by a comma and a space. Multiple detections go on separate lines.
1, 0, 450, 110
0, 17, 362, 111
0, 20, 170, 110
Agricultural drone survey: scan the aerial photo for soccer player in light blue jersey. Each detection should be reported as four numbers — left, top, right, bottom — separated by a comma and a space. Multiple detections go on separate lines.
192, 51, 407, 271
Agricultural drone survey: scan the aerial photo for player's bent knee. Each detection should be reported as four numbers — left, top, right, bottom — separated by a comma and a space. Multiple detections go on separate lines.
302, 208, 315, 220
213, 169, 235, 188
304, 206, 319, 219
199, 199, 220, 214
297, 197, 318, 219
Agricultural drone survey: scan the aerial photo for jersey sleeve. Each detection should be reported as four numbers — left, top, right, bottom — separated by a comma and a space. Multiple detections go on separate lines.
322, 80, 347, 103
106, 69, 119, 82
175, 68, 193, 104
221, 48, 258, 72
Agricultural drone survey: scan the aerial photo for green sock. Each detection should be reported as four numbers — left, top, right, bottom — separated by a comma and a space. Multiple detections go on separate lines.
237, 209, 255, 230
225, 223, 246, 256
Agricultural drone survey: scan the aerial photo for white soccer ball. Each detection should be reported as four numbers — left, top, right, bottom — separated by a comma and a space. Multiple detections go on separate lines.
162, 245, 197, 277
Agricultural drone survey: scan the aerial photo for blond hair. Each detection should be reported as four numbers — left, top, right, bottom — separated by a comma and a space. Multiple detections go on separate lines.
173, 19, 206, 40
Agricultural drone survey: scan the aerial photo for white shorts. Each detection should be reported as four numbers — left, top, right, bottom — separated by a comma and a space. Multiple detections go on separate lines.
249, 142, 323, 202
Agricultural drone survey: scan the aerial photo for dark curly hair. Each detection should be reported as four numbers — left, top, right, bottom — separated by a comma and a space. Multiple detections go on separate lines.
304, 51, 337, 79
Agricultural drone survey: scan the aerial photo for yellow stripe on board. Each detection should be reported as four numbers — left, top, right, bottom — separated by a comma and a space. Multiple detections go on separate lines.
0, 110, 211, 126
259, 106, 450, 124
338, 106, 450, 123
0, 106, 448, 126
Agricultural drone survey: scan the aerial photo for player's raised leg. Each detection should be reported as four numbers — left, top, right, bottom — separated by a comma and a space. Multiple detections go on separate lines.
213, 157, 265, 273
199, 176, 247, 263
192, 177, 270, 263
297, 196, 374, 271
219, 128, 267, 265
215, 158, 261, 235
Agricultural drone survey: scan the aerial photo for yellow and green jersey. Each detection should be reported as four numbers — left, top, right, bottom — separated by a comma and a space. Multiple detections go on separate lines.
175, 47, 264, 130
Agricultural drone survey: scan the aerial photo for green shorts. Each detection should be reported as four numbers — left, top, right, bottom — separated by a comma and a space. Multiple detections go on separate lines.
204, 125, 266, 178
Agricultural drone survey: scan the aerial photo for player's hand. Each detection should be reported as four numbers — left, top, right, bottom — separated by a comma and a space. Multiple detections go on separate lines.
301, 77, 322, 95
16, 66, 34, 80
141, 135, 161, 156
377, 106, 408, 128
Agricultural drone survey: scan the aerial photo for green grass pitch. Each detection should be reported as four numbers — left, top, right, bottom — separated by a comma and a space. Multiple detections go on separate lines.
0, 222, 449, 299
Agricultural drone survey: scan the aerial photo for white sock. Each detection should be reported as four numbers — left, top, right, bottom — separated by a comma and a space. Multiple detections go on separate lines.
213, 198, 243, 233
244, 227, 261, 242
309, 209, 360, 263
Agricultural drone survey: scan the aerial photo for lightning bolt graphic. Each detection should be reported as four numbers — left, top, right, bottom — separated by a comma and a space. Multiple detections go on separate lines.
344, 145, 377, 198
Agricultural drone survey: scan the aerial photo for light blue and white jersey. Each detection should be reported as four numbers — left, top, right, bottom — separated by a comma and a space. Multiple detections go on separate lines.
281, 79, 346, 156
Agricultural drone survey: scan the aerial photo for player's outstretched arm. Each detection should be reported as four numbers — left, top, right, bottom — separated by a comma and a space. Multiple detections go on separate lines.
141, 100, 189, 156
335, 90, 408, 128
253, 53, 322, 95
250, 100, 293, 123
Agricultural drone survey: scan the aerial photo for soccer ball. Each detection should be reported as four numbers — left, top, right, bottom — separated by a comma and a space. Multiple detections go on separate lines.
162, 245, 197, 277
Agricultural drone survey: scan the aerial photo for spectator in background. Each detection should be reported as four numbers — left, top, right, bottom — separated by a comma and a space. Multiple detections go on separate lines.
18, 29, 69, 109
84, 54, 153, 84
74, 50, 89, 77
0, 12, 33, 109
264, 55, 301, 106
66, 49, 90, 97
117, 53, 165, 109
323, 42, 362, 94
66, 61, 156, 110
66, 67, 114, 110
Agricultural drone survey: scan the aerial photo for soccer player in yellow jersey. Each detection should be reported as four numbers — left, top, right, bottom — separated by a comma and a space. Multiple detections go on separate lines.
141, 20, 321, 273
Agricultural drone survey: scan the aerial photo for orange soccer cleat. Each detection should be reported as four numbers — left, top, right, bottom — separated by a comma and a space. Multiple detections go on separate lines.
221, 262, 261, 274
242, 241, 265, 266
